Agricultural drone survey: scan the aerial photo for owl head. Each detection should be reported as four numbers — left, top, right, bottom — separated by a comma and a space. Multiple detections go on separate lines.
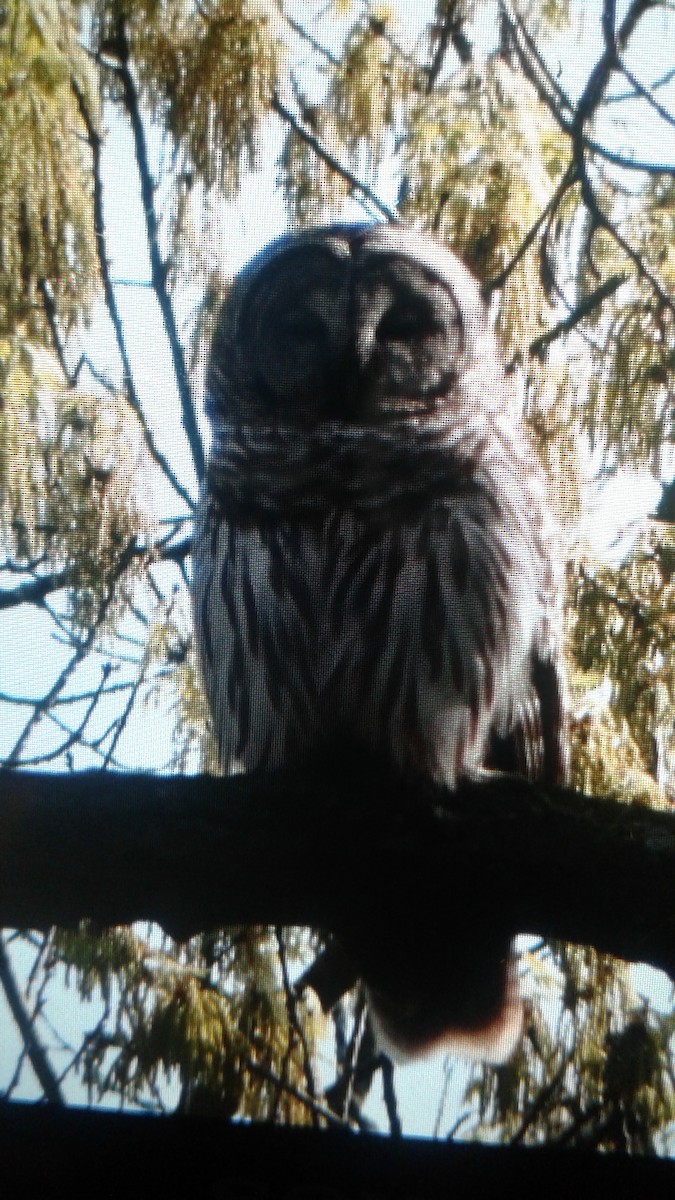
206, 224, 505, 429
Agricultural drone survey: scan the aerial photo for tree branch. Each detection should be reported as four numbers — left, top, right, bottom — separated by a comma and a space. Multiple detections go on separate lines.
272, 96, 397, 222
528, 272, 627, 358
1, 754, 675, 997
484, 163, 578, 294
112, 19, 205, 485
70, 77, 196, 513
426, 1, 473, 91
0, 536, 190, 612
0, 934, 63, 1105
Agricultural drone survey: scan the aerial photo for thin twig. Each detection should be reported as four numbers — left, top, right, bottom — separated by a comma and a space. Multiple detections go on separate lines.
70, 76, 196, 512
272, 95, 397, 222
245, 1059, 345, 1127
3, 538, 138, 766
615, 58, 675, 128
529, 272, 627, 358
274, 927, 319, 1116
277, 2, 340, 66
0, 536, 190, 613
485, 162, 578, 293
112, 18, 205, 485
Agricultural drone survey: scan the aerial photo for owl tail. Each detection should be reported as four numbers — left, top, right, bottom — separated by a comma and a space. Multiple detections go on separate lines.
365, 942, 523, 1064
362, 955, 521, 1070
302, 933, 523, 1064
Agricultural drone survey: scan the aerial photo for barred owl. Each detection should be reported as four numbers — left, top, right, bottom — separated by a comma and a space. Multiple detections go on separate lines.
191, 223, 567, 1062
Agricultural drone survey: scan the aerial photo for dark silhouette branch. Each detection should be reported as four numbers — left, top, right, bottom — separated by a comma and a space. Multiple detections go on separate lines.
275, 926, 319, 1116
0, 569, 72, 612
244, 1060, 344, 1127
616, 57, 675, 129
0, 934, 63, 1105
426, 1, 473, 90
1, 754, 675, 997
502, 0, 675, 179
484, 163, 578, 294
583, 134, 675, 177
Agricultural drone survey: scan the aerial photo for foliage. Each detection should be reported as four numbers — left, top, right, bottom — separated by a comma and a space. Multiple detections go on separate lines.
0, 0, 98, 340
0, 0, 674, 1151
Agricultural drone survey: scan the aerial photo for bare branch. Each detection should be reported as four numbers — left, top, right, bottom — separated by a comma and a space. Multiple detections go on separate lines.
582, 137, 675, 177
0, 934, 63, 1104
275, 927, 318, 1115
0, 536, 190, 613
606, 64, 675, 102
574, 0, 655, 130
112, 18, 205, 485
272, 96, 398, 222
0, 569, 71, 612
485, 163, 578, 293
615, 58, 675, 128
277, 3, 340, 66
426, 0, 473, 91
529, 272, 627, 358
3, 538, 139, 766
499, 0, 575, 119
245, 1059, 345, 1127
70, 77, 196, 513
501, 0, 675, 177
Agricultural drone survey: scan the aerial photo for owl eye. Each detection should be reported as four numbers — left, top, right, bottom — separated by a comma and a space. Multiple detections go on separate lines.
377, 303, 439, 342
276, 310, 328, 344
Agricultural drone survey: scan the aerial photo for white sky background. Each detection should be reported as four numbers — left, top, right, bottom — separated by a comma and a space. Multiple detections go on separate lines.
1, 0, 675, 1138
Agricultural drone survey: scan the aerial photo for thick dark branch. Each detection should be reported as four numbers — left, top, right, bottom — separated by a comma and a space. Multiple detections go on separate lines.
502, 0, 674, 177
1, 755, 674, 990
0, 569, 71, 612
573, 0, 655, 130
579, 137, 675, 178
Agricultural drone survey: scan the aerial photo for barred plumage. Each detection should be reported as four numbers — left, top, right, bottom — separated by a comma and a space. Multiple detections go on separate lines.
191, 223, 567, 1061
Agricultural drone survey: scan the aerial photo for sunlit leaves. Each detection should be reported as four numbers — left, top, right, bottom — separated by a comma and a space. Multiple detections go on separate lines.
49, 923, 320, 1120
92, 0, 281, 195
0, 342, 155, 626
569, 528, 675, 794
401, 57, 568, 348
0, 0, 98, 339
330, 9, 416, 160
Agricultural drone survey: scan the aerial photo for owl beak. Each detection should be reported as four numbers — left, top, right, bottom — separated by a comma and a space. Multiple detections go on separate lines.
321, 343, 365, 423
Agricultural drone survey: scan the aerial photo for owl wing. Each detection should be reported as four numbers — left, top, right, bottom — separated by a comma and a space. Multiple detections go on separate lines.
488, 639, 569, 786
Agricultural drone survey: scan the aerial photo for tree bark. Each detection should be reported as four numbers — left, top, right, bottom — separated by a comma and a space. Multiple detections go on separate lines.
1, 750, 674, 985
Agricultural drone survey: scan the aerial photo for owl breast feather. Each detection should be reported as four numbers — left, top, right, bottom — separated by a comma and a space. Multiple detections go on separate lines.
192, 427, 547, 786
